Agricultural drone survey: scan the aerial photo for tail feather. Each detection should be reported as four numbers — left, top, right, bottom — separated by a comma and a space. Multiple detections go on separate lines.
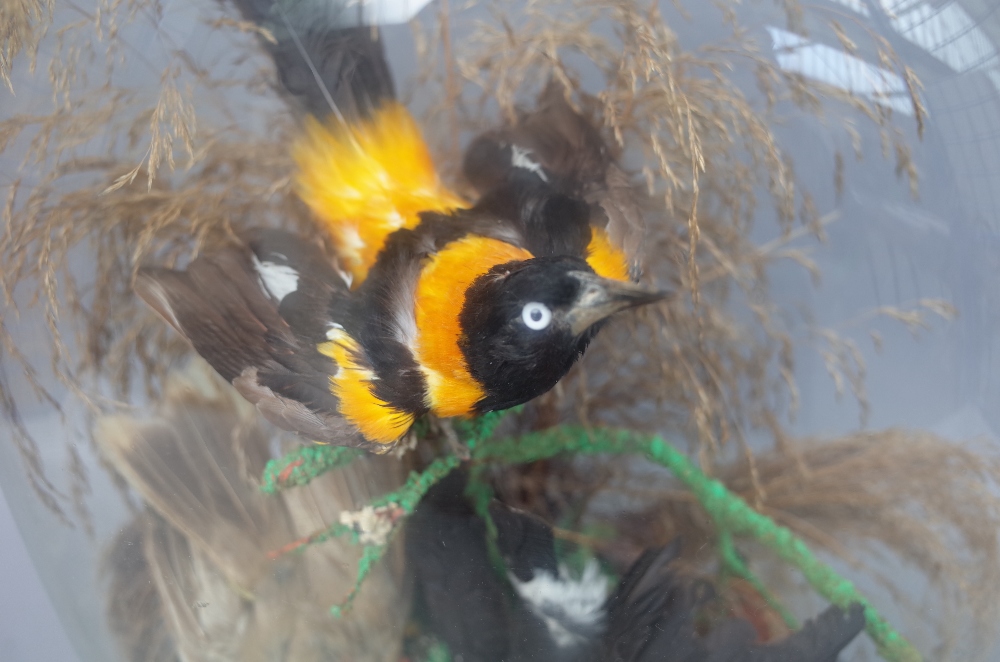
227, 0, 395, 122
99, 360, 411, 661
292, 104, 466, 285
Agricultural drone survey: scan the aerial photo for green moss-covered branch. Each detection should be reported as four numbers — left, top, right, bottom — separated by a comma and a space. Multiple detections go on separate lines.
261, 444, 363, 494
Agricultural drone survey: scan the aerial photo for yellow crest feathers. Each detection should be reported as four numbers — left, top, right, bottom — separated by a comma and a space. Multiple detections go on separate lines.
293, 103, 467, 285
586, 227, 631, 282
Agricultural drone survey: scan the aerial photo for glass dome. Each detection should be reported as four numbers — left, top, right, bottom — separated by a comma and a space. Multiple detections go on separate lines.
1, 0, 998, 660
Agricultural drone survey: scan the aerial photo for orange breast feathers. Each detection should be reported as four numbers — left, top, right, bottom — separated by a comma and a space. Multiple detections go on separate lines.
318, 328, 415, 445
293, 103, 468, 286
414, 237, 534, 417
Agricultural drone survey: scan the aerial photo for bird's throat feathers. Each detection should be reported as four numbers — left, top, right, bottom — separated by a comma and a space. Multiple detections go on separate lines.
293, 103, 467, 286
415, 236, 534, 417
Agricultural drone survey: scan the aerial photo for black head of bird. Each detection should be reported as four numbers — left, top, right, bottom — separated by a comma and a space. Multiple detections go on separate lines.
459, 256, 667, 413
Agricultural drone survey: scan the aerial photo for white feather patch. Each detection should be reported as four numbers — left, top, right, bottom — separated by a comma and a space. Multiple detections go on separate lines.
510, 145, 549, 182
335, 267, 353, 288
252, 255, 299, 303
510, 559, 608, 647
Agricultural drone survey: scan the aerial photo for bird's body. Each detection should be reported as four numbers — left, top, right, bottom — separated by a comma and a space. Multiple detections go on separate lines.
137, 13, 663, 451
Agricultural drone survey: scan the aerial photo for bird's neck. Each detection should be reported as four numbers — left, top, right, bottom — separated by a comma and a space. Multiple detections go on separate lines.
413, 235, 533, 417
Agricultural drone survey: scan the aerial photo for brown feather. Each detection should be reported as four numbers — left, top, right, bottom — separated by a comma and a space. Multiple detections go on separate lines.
102, 519, 179, 662
231, 367, 371, 450
134, 232, 391, 451
98, 360, 410, 661
96, 371, 288, 590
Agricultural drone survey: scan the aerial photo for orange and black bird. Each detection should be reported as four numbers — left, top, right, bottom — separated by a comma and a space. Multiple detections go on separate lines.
136, 1, 665, 452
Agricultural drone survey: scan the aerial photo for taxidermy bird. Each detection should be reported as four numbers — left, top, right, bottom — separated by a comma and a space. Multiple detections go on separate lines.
97, 359, 410, 662
406, 470, 867, 662
135, 0, 664, 452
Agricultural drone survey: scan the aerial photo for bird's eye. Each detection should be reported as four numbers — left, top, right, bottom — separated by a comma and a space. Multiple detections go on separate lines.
521, 302, 552, 330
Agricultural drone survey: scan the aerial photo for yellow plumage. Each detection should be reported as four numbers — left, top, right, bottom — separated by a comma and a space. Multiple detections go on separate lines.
318, 328, 414, 445
293, 103, 467, 285
585, 227, 631, 282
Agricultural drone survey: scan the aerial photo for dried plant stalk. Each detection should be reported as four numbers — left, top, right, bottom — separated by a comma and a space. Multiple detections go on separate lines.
0, 0, 307, 515
720, 431, 1000, 658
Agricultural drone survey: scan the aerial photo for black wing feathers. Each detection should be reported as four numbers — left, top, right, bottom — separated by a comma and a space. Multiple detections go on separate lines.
245, 228, 350, 344
489, 500, 560, 582
471, 180, 593, 260
407, 470, 866, 662
463, 83, 609, 196
603, 542, 867, 662
744, 603, 866, 662
463, 83, 645, 274
407, 472, 512, 662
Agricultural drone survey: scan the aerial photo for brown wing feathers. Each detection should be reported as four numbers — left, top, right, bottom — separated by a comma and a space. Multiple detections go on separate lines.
135, 231, 375, 449
136, 248, 294, 383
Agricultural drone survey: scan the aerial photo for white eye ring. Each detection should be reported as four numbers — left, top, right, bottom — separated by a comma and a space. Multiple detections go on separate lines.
521, 302, 552, 330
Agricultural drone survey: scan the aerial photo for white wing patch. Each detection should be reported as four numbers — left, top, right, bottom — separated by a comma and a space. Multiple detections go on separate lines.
252, 255, 299, 303
510, 145, 549, 182
335, 267, 354, 288
388, 263, 420, 353
510, 559, 608, 647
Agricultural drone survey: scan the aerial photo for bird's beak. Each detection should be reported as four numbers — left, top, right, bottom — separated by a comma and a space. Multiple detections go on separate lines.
566, 271, 668, 336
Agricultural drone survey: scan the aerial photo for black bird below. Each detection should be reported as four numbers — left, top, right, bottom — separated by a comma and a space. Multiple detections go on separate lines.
406, 470, 867, 662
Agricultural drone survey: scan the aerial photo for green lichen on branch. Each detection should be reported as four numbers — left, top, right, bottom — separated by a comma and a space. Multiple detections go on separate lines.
262, 409, 514, 495
421, 640, 452, 662
264, 453, 461, 614
454, 407, 519, 450
260, 444, 363, 494
329, 455, 462, 615
264, 411, 513, 614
